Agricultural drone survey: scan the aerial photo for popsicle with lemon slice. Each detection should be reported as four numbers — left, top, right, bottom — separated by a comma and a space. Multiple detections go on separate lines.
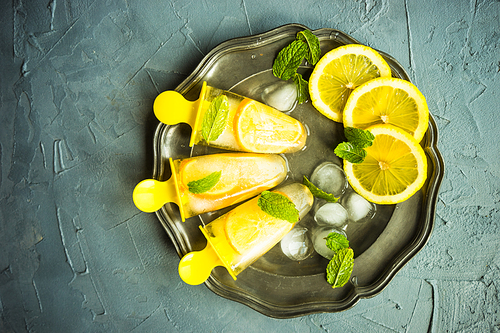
154, 82, 307, 154
178, 183, 314, 285
133, 153, 287, 220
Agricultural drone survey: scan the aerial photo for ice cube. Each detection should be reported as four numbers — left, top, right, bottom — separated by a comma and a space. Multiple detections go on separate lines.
314, 202, 349, 229
342, 191, 376, 223
261, 80, 297, 112
310, 162, 348, 197
312, 226, 347, 260
280, 227, 313, 261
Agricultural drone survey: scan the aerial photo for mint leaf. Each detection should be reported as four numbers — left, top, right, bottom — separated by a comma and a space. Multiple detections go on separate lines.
303, 176, 338, 203
187, 171, 222, 194
201, 95, 229, 142
344, 127, 374, 149
334, 142, 367, 164
297, 29, 320, 65
272, 30, 320, 105
325, 232, 349, 252
257, 191, 299, 223
293, 73, 309, 104
334, 127, 374, 163
326, 248, 354, 288
272, 40, 308, 81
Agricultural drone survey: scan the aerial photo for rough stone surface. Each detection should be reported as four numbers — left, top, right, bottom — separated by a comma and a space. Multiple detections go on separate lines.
1, 0, 499, 332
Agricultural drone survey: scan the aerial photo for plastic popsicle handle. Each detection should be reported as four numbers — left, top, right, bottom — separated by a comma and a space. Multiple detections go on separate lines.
178, 245, 223, 285
132, 159, 185, 220
153, 82, 207, 147
132, 178, 175, 212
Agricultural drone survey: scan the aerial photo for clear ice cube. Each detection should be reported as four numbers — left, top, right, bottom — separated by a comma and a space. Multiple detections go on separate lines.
312, 226, 347, 260
310, 162, 348, 197
280, 227, 313, 261
342, 191, 376, 223
261, 80, 297, 112
314, 202, 348, 229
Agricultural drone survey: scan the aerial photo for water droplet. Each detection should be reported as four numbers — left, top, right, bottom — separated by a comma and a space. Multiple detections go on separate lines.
330, 31, 340, 39
350, 275, 358, 286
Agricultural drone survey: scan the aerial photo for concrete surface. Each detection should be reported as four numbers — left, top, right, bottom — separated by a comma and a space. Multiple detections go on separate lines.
1, 0, 499, 332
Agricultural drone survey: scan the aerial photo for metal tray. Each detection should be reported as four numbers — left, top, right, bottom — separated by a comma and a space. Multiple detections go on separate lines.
151, 24, 444, 318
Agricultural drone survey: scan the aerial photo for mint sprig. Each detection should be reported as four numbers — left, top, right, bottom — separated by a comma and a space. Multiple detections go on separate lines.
272, 29, 320, 104
303, 176, 338, 203
257, 191, 299, 223
187, 171, 222, 194
326, 248, 354, 288
324, 233, 353, 289
201, 95, 229, 142
334, 127, 374, 164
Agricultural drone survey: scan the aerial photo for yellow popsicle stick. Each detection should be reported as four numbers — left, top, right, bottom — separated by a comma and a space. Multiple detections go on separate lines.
132, 158, 186, 221
153, 81, 207, 147
199, 225, 237, 281
178, 244, 224, 285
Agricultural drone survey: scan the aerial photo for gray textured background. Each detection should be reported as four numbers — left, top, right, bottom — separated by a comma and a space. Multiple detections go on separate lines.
1, 0, 499, 332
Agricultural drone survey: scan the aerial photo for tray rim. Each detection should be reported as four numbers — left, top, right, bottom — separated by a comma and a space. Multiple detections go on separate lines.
152, 23, 445, 318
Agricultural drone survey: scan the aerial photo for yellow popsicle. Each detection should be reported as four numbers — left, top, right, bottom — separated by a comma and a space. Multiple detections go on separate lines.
154, 81, 307, 154
133, 153, 288, 221
178, 183, 314, 285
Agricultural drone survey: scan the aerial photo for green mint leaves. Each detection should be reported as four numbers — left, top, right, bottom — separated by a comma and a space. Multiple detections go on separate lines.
326, 232, 350, 252
201, 95, 229, 142
187, 171, 222, 194
334, 142, 367, 164
257, 191, 299, 223
326, 247, 354, 289
325, 233, 354, 289
297, 30, 321, 65
273, 39, 307, 81
293, 73, 309, 104
303, 176, 338, 203
272, 29, 320, 104
334, 127, 375, 164
344, 127, 375, 148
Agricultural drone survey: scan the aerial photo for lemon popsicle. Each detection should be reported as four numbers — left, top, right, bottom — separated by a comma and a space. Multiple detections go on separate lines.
133, 153, 287, 221
178, 183, 314, 285
154, 82, 307, 154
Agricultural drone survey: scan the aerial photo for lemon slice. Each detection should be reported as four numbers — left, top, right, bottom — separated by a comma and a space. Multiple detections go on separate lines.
343, 77, 429, 142
224, 199, 292, 254
309, 44, 392, 122
343, 124, 427, 204
179, 156, 239, 197
234, 98, 306, 153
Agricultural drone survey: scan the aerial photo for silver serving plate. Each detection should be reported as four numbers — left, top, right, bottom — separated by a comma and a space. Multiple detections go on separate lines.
151, 24, 444, 318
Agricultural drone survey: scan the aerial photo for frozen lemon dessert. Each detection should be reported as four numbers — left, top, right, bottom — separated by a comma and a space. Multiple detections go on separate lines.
178, 183, 314, 285
154, 82, 307, 154
133, 153, 287, 220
